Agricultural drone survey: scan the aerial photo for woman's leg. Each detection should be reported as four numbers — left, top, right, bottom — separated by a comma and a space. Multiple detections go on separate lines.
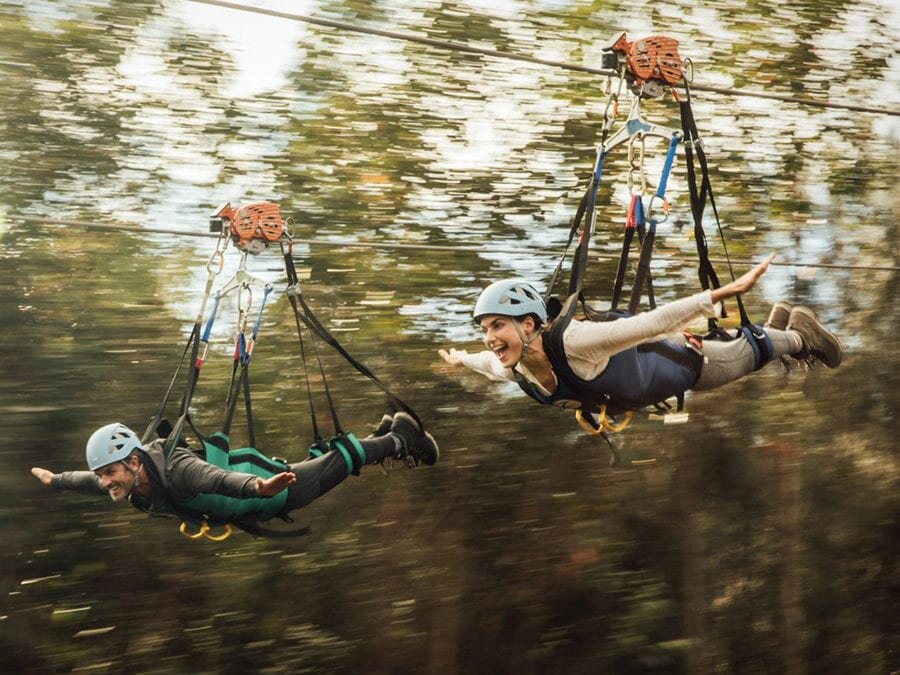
693, 328, 801, 391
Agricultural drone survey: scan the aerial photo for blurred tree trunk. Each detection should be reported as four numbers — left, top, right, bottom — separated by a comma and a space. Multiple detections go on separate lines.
777, 441, 805, 675
427, 528, 462, 673
678, 439, 709, 674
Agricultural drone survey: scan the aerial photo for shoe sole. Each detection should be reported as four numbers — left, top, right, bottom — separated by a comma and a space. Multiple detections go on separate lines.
422, 431, 439, 466
368, 414, 393, 438
764, 301, 793, 330
789, 307, 843, 368
392, 412, 439, 466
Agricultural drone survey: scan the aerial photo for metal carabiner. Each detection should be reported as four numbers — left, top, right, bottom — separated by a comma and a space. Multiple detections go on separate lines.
206, 248, 225, 276
682, 57, 694, 84
238, 283, 254, 317
646, 196, 669, 225
575, 406, 634, 435
203, 524, 233, 542
638, 136, 648, 195
626, 135, 647, 196
179, 521, 207, 540
179, 520, 234, 542
599, 69, 626, 139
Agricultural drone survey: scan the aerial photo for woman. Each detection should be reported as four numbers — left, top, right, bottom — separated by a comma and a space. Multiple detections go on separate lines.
439, 255, 842, 419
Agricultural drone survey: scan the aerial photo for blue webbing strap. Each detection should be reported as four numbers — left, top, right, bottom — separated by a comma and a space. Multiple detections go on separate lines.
655, 134, 680, 199
740, 324, 774, 371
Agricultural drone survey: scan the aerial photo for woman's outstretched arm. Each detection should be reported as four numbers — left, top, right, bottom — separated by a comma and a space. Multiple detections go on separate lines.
710, 253, 774, 304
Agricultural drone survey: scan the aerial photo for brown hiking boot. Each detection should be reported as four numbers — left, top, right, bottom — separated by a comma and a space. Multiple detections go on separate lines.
787, 306, 843, 368
764, 301, 793, 330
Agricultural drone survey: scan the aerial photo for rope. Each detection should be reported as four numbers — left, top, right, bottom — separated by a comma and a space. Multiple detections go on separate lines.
187, 0, 900, 118
18, 215, 900, 273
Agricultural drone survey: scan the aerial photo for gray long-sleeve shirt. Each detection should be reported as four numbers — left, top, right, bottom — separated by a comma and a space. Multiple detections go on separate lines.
53, 440, 261, 516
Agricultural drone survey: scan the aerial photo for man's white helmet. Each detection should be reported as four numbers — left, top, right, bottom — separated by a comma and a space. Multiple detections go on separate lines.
85, 423, 142, 471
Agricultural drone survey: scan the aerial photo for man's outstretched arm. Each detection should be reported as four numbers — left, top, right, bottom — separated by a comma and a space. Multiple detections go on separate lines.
31, 467, 106, 495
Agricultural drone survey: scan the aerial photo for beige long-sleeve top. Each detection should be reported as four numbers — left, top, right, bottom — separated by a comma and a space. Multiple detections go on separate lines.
458, 290, 718, 396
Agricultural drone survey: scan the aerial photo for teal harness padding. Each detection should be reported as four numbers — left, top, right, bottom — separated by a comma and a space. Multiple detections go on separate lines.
307, 433, 366, 475
181, 433, 289, 523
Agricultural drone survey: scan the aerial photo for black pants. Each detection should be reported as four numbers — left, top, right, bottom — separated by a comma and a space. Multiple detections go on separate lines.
282, 452, 350, 512
281, 434, 396, 512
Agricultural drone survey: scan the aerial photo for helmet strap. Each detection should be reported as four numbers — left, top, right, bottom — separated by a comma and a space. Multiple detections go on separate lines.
121, 458, 141, 495
512, 320, 543, 364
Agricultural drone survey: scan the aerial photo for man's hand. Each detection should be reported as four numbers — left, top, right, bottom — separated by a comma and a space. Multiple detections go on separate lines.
31, 467, 54, 487
256, 471, 297, 497
438, 348, 468, 366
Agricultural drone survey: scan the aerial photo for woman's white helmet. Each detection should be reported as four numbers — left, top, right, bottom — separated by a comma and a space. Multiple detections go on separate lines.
473, 279, 547, 323
86, 423, 142, 471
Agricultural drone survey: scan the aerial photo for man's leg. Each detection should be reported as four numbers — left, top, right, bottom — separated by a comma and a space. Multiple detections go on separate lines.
280, 413, 439, 511
282, 451, 352, 511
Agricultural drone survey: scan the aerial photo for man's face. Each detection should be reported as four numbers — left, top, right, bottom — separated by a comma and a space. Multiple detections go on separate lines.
94, 459, 136, 502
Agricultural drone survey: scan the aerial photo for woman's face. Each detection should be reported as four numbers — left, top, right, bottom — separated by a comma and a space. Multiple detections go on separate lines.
479, 314, 534, 367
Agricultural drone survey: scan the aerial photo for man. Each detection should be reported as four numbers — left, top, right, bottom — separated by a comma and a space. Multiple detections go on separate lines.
31, 412, 438, 535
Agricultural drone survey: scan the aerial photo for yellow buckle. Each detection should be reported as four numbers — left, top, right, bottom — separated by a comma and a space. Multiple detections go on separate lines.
575, 405, 633, 434
179, 520, 233, 542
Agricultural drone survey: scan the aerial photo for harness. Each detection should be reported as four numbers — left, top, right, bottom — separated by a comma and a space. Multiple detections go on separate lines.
513, 297, 703, 434
143, 201, 422, 540
539, 33, 773, 451
169, 435, 295, 538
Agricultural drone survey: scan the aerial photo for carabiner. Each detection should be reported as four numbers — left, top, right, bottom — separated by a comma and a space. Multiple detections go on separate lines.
238, 283, 253, 316
179, 521, 207, 540
682, 57, 694, 84
203, 524, 233, 542
626, 135, 647, 196
179, 520, 234, 542
575, 405, 634, 435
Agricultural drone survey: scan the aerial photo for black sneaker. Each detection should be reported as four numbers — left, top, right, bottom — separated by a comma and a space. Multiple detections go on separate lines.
390, 412, 439, 466
367, 414, 393, 438
764, 301, 793, 330
788, 306, 843, 368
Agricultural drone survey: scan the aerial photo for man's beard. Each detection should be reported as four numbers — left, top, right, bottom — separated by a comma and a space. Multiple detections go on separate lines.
107, 486, 130, 503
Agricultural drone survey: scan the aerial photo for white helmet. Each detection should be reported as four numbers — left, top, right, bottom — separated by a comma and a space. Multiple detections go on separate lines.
473, 279, 547, 323
86, 423, 142, 471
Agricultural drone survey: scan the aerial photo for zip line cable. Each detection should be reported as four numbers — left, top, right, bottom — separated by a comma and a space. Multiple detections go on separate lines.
188, 0, 899, 118
18, 216, 900, 273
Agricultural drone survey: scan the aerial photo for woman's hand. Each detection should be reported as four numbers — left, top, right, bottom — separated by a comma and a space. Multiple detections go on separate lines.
438, 348, 468, 366
710, 253, 775, 304
256, 471, 296, 497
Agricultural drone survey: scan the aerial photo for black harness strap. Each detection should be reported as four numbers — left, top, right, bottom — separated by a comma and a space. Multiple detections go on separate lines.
545, 180, 593, 308
142, 323, 198, 444
680, 102, 718, 287
282, 248, 423, 431
568, 170, 601, 300
160, 320, 206, 461
627, 204, 657, 315
679, 88, 777, 368
610, 223, 636, 311
679, 90, 768, 334
221, 366, 256, 448
286, 281, 330, 445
